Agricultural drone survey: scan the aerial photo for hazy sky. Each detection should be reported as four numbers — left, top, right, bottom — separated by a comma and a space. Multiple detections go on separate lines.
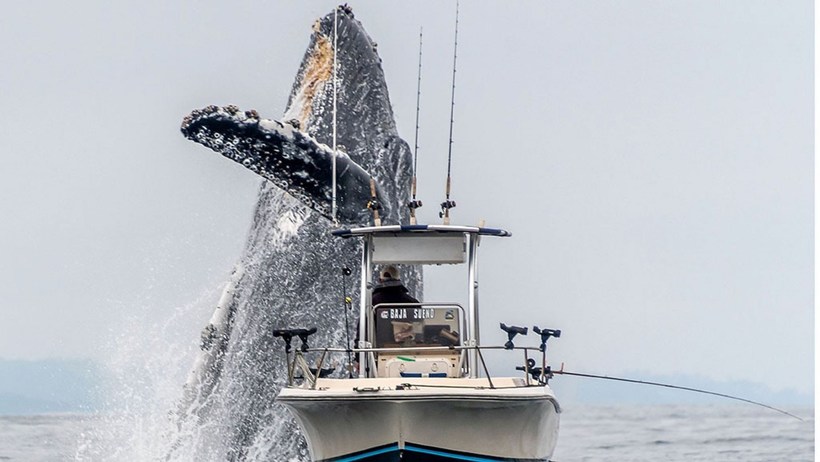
0, 1, 813, 397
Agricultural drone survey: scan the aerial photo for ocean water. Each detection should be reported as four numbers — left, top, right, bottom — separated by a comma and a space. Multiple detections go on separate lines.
0, 405, 813, 461
553, 405, 814, 461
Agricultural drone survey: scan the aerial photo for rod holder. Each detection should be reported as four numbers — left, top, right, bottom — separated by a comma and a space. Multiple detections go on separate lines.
499, 323, 528, 350
533, 326, 561, 353
274, 327, 318, 353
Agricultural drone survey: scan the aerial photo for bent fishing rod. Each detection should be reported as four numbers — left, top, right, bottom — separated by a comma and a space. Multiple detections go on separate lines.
500, 324, 804, 421
551, 365, 804, 421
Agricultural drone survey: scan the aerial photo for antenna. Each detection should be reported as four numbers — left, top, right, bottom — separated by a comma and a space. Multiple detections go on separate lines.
408, 27, 424, 225
331, 6, 339, 226
340, 266, 353, 378
440, 0, 459, 225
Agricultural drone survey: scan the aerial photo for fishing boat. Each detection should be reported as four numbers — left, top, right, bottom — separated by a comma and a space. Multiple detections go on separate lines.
274, 224, 562, 461
177, 3, 804, 459
178, 3, 572, 458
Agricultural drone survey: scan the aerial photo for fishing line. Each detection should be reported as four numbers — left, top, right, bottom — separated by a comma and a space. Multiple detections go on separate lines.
554, 369, 804, 421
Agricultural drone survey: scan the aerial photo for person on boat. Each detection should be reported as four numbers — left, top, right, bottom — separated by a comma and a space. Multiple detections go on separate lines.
372, 265, 420, 346
372, 265, 418, 307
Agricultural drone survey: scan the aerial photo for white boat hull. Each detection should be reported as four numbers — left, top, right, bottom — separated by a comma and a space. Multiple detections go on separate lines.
277, 377, 560, 461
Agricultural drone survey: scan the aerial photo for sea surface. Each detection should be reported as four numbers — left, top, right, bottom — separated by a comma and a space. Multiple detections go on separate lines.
0, 405, 813, 461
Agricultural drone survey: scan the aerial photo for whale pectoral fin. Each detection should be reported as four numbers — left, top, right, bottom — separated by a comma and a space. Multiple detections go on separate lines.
181, 105, 379, 224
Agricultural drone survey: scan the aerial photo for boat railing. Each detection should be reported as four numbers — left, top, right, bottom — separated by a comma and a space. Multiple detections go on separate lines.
279, 343, 556, 390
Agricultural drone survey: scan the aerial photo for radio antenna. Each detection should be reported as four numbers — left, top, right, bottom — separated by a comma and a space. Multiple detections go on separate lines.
440, 0, 459, 225
331, 6, 339, 226
340, 266, 353, 378
408, 27, 424, 225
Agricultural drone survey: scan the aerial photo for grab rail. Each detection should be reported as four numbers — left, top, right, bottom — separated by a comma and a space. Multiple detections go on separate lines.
279, 344, 555, 389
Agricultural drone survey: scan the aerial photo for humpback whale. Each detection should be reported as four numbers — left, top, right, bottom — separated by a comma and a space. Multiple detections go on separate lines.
172, 6, 421, 461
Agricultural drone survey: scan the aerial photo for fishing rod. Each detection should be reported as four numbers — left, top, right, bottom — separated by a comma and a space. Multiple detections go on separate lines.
439, 0, 459, 225
408, 27, 423, 225
508, 325, 804, 421
330, 6, 339, 226
552, 366, 805, 421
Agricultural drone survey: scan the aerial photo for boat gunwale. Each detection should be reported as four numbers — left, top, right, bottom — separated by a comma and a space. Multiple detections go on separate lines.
330, 224, 511, 238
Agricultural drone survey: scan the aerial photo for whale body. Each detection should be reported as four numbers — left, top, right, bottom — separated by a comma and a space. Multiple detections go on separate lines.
171, 7, 421, 461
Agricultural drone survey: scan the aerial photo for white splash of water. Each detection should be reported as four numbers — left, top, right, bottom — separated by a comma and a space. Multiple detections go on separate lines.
75, 285, 225, 461
272, 208, 308, 247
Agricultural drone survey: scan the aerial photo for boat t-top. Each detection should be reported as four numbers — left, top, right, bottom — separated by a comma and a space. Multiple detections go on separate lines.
275, 223, 562, 461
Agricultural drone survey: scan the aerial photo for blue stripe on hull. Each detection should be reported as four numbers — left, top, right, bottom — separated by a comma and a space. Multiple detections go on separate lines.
331, 444, 400, 462
323, 443, 547, 462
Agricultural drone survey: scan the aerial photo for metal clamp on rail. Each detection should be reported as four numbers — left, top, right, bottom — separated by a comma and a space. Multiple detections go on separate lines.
273, 329, 295, 353
533, 326, 561, 352
273, 327, 318, 353
499, 323, 528, 350
517, 358, 553, 384
296, 327, 317, 352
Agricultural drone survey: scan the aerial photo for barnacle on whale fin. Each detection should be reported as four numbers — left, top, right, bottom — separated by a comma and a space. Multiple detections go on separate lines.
180, 104, 379, 224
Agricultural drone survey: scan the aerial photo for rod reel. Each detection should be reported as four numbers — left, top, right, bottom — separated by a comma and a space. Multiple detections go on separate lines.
408, 198, 423, 225
517, 358, 553, 385
367, 178, 382, 226
439, 199, 456, 224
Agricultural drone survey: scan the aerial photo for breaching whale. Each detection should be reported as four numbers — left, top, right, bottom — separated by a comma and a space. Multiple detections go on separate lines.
172, 6, 421, 461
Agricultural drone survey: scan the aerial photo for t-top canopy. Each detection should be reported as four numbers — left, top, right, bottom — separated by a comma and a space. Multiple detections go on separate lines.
331, 224, 512, 238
